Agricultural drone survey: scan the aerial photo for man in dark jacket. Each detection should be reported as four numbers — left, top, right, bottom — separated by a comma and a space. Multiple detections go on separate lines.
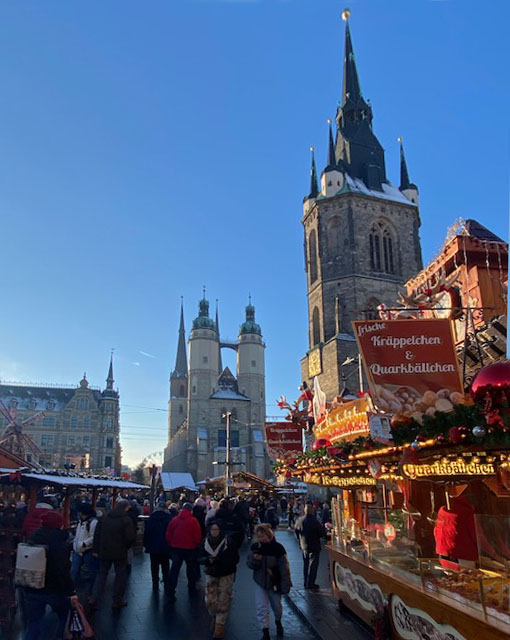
24, 510, 77, 640
263, 502, 279, 531
143, 500, 174, 590
91, 498, 136, 608
165, 503, 203, 602
294, 503, 325, 589
233, 496, 250, 530
214, 499, 245, 549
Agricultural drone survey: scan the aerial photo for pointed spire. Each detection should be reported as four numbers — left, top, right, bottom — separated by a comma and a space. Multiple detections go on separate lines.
216, 300, 223, 375
106, 351, 114, 390
172, 298, 188, 378
326, 119, 336, 168
398, 137, 411, 191
308, 146, 319, 198
341, 10, 362, 107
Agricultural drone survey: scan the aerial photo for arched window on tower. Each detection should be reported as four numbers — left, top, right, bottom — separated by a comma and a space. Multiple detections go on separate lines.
369, 222, 395, 274
326, 217, 341, 257
308, 230, 318, 284
179, 384, 185, 397
312, 307, 321, 346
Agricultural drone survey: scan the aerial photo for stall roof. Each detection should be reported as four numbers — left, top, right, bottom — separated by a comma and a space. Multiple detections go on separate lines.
198, 471, 276, 490
160, 472, 197, 491
0, 469, 148, 490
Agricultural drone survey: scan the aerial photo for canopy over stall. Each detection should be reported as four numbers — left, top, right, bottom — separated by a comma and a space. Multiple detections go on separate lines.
159, 472, 197, 492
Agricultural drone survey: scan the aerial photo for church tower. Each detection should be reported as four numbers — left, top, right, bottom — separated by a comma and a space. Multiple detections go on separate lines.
300, 11, 423, 400
168, 301, 188, 439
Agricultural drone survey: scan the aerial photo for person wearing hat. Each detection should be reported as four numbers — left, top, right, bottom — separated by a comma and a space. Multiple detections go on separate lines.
70, 503, 99, 592
24, 510, 77, 640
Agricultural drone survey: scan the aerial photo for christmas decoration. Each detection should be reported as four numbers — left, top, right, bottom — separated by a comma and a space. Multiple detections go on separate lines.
472, 425, 486, 438
313, 438, 332, 450
471, 361, 510, 405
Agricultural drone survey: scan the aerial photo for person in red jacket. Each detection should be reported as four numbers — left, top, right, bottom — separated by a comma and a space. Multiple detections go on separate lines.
434, 496, 478, 567
165, 503, 203, 602
22, 496, 56, 538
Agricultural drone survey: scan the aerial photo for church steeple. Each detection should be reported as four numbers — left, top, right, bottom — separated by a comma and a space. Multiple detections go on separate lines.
326, 119, 336, 169
398, 137, 419, 204
106, 354, 114, 390
335, 10, 386, 190
305, 147, 319, 201
172, 300, 188, 379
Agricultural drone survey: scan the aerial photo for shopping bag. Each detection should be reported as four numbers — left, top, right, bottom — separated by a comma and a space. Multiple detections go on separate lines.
64, 601, 94, 639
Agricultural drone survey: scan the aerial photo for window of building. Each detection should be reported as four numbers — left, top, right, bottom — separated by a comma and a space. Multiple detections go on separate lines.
68, 436, 75, 446
29, 399, 37, 410
231, 408, 238, 421
76, 398, 89, 410
251, 360, 256, 368
46, 400, 55, 410
326, 217, 341, 256
252, 429, 264, 442
105, 417, 113, 430
312, 307, 321, 346
217, 429, 239, 448
179, 404, 183, 414
104, 456, 113, 468
9, 399, 17, 409
370, 222, 395, 274
203, 356, 208, 364
82, 436, 90, 447
41, 434, 54, 447
308, 230, 318, 284
43, 416, 56, 427
192, 385, 196, 394
106, 437, 114, 449
84, 416, 90, 428
71, 416, 78, 428
179, 384, 185, 397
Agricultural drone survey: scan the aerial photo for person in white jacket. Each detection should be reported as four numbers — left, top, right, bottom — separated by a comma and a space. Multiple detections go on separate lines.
70, 503, 99, 594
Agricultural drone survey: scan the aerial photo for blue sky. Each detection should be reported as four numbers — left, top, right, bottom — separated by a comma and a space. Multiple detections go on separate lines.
0, 0, 508, 467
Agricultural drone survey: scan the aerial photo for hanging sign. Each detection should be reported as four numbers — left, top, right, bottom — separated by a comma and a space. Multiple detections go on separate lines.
353, 319, 464, 422
402, 459, 495, 480
304, 472, 377, 488
264, 422, 303, 460
314, 397, 371, 443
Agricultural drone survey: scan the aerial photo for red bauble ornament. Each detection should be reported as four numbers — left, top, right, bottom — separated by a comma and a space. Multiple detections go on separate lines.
471, 362, 510, 405
449, 427, 463, 444
313, 438, 332, 450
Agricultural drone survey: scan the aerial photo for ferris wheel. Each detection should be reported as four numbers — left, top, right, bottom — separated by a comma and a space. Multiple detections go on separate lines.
0, 398, 43, 463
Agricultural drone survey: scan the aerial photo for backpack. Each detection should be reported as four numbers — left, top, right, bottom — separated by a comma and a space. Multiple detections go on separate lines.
14, 543, 47, 588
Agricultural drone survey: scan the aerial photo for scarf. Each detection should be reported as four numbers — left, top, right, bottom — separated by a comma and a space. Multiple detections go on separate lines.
204, 536, 227, 557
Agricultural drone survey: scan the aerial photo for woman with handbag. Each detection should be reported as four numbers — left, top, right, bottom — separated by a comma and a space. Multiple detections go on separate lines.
246, 523, 292, 640
199, 521, 239, 640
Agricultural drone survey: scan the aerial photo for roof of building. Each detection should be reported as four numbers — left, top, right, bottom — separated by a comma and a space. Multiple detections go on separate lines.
0, 469, 148, 490
317, 174, 415, 206
159, 472, 197, 491
461, 219, 505, 243
0, 384, 102, 412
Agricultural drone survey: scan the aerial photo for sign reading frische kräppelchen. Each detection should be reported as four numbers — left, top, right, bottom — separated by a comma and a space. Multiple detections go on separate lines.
353, 319, 463, 419
264, 422, 303, 460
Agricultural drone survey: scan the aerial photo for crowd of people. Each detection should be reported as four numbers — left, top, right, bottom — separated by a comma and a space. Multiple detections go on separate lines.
0, 490, 333, 640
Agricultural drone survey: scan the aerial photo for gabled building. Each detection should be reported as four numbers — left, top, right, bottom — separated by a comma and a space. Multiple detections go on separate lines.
163, 296, 268, 482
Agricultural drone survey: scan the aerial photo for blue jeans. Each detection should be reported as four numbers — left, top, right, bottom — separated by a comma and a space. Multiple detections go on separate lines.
23, 591, 70, 640
70, 550, 99, 590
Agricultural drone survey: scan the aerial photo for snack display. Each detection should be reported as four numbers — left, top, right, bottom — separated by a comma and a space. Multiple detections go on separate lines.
373, 384, 467, 422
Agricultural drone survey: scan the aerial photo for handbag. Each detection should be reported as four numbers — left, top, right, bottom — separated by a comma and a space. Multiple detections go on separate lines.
64, 601, 94, 639
14, 543, 47, 589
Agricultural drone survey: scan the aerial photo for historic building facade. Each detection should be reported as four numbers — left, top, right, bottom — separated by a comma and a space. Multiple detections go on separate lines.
300, 13, 423, 400
163, 296, 268, 482
0, 359, 121, 473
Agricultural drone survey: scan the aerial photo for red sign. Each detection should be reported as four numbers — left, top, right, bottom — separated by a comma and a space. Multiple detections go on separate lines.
264, 422, 303, 460
353, 319, 464, 420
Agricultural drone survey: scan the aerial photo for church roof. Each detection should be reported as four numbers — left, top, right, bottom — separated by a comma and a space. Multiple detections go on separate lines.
316, 174, 417, 206
211, 366, 250, 401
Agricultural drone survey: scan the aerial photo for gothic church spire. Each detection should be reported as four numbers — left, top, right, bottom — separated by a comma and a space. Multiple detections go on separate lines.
172, 300, 188, 378
106, 354, 114, 390
398, 137, 410, 190
306, 147, 319, 200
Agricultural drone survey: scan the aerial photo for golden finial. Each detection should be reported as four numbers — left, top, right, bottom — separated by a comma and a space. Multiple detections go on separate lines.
342, 8, 351, 21
397, 136, 403, 143
327, 118, 332, 124
310, 146, 315, 152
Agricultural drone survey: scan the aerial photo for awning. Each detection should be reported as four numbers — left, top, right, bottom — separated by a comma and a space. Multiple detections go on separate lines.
160, 472, 197, 492
0, 469, 148, 490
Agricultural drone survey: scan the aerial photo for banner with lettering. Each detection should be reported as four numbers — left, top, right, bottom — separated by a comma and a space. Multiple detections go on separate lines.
353, 318, 463, 420
264, 422, 303, 460
314, 397, 372, 443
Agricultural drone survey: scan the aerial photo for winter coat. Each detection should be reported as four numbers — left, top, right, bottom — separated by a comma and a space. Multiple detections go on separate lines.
27, 527, 74, 595
233, 500, 250, 524
434, 497, 478, 562
73, 517, 98, 554
192, 505, 207, 538
22, 503, 54, 537
263, 507, 279, 531
93, 511, 136, 561
246, 540, 291, 594
199, 535, 239, 577
165, 509, 202, 550
213, 508, 245, 549
143, 509, 173, 554
295, 514, 325, 553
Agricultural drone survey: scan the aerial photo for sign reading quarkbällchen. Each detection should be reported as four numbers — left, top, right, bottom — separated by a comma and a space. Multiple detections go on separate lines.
353, 319, 464, 420
264, 422, 303, 460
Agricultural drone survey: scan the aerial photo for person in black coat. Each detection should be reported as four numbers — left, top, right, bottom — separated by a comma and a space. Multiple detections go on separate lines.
294, 503, 326, 590
24, 510, 77, 640
143, 501, 174, 590
199, 521, 240, 640
213, 499, 245, 549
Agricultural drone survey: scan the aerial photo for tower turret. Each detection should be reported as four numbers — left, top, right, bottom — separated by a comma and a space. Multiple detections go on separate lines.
237, 298, 265, 400
321, 119, 345, 197
168, 300, 189, 438
398, 137, 419, 205
189, 291, 219, 400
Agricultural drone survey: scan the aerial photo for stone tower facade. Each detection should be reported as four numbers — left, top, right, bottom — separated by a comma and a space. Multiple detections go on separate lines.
163, 296, 268, 482
300, 14, 423, 400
